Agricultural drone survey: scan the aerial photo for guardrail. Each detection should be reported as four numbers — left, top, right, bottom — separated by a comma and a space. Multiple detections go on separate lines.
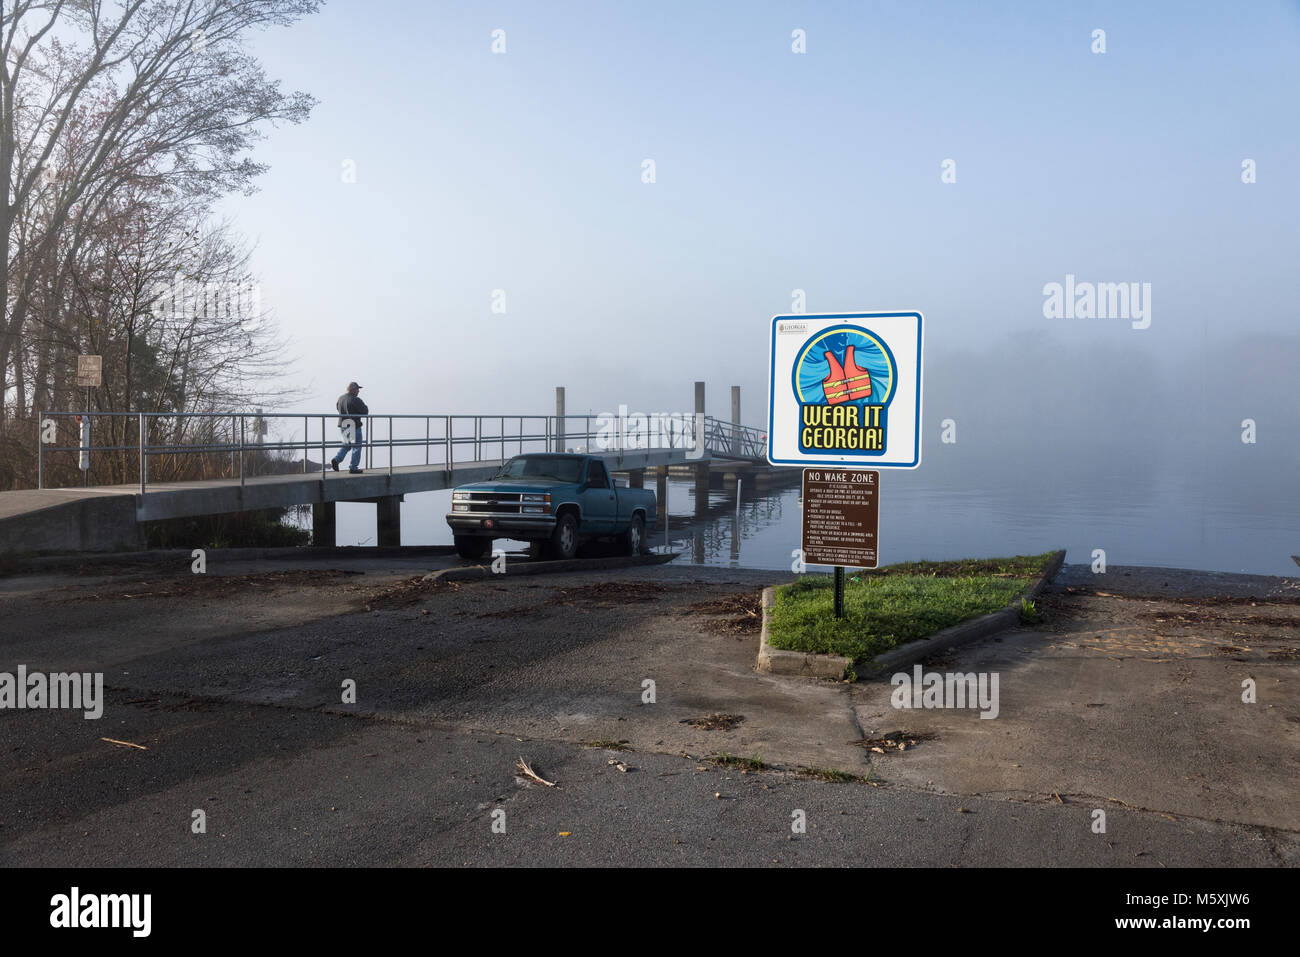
34, 409, 767, 493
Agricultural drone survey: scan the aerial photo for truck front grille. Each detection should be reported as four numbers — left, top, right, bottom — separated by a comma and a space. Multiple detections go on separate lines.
461, 493, 526, 513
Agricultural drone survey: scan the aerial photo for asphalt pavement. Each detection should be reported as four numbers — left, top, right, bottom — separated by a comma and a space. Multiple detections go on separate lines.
0, 555, 1295, 866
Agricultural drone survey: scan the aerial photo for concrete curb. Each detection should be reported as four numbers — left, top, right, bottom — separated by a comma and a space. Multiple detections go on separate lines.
861, 549, 1066, 677
424, 551, 679, 582
756, 550, 1067, 681
756, 586, 854, 680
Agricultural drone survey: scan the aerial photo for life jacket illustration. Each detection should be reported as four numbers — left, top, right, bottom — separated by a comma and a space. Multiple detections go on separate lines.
821, 345, 872, 404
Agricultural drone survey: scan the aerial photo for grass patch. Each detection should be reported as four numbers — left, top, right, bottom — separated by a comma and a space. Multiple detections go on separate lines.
768, 552, 1054, 661
859, 554, 1049, 579
586, 739, 632, 751
798, 766, 861, 783
712, 752, 766, 771
1019, 598, 1039, 624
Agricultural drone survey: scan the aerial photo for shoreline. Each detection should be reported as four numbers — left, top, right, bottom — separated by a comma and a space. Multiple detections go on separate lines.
1050, 562, 1300, 600
2, 541, 1298, 597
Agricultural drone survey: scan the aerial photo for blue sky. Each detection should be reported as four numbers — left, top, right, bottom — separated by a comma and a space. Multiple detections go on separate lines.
220, 0, 1300, 422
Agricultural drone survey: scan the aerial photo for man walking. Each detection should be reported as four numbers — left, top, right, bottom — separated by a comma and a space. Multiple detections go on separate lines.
331, 381, 368, 473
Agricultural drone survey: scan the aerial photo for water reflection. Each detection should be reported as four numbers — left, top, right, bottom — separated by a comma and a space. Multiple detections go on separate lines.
649, 468, 1298, 576
328, 334, 1299, 576
325, 462, 1297, 576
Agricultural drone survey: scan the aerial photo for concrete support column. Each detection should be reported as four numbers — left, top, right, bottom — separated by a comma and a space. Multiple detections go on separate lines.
731, 385, 741, 456
694, 467, 710, 519
376, 495, 401, 547
312, 501, 336, 548
627, 469, 644, 489
694, 381, 709, 519
555, 387, 565, 452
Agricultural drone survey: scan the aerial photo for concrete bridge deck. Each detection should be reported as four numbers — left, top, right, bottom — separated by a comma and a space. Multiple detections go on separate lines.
0, 447, 762, 555
4, 383, 774, 556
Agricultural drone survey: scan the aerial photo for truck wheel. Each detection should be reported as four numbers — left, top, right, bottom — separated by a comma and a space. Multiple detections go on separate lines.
621, 514, 646, 555
455, 536, 491, 561
548, 512, 579, 560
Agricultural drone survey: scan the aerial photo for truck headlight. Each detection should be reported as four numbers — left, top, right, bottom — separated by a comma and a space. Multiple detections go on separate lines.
452, 491, 471, 501
521, 506, 547, 514
452, 503, 469, 512
521, 493, 549, 503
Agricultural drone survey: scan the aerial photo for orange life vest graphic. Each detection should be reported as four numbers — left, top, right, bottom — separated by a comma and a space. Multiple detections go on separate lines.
821, 345, 872, 404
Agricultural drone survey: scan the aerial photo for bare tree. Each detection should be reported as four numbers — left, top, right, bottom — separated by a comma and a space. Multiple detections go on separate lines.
2, 0, 319, 431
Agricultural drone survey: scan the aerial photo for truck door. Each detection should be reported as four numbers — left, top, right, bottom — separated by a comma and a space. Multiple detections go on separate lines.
583, 460, 617, 534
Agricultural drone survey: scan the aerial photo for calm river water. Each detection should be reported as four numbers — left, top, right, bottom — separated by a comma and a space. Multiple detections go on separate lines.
329, 455, 1298, 576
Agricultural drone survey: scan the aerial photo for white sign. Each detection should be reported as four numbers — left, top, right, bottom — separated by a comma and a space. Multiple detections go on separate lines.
76, 355, 102, 388
768, 311, 923, 469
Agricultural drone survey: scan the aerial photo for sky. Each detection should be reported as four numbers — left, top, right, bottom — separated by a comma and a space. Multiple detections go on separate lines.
217, 0, 1299, 428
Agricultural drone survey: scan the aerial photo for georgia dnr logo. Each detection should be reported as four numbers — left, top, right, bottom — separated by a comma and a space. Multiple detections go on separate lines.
793, 324, 897, 454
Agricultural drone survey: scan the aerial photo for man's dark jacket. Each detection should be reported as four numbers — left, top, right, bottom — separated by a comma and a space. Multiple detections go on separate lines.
337, 393, 368, 430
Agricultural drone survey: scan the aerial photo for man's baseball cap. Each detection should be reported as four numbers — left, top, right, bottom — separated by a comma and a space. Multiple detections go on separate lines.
347, 381, 362, 390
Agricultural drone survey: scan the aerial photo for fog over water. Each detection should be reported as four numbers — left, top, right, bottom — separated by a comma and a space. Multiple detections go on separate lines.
219, 2, 1296, 576
333, 332, 1299, 576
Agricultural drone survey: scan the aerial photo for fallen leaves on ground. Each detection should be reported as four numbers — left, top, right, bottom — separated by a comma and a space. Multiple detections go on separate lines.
68, 569, 362, 603
362, 575, 459, 610
851, 731, 933, 753
683, 592, 763, 634
545, 581, 690, 609
681, 713, 744, 731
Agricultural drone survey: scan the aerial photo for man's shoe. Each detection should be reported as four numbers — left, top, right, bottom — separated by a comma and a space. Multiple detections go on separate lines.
349, 468, 363, 474
330, 460, 339, 471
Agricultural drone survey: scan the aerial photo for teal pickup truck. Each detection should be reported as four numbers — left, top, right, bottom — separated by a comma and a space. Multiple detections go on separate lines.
446, 453, 657, 561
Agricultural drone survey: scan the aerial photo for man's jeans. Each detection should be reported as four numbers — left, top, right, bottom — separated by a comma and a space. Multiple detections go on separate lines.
332, 424, 364, 470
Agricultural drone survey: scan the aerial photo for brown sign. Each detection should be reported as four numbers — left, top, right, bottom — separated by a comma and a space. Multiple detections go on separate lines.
801, 468, 879, 568
76, 355, 102, 388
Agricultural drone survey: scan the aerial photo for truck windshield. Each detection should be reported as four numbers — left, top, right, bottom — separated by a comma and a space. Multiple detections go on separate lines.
498, 456, 585, 483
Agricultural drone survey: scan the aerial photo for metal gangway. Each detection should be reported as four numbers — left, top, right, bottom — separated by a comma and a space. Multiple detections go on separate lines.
34, 409, 770, 494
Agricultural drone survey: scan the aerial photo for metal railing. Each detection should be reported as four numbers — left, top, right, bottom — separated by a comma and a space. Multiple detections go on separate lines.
34, 409, 770, 493
707, 417, 768, 460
